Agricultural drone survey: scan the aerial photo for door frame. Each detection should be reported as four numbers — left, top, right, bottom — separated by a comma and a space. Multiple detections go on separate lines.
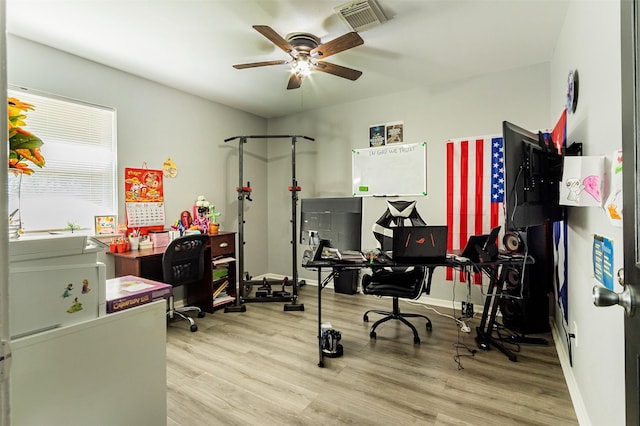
620, 0, 640, 424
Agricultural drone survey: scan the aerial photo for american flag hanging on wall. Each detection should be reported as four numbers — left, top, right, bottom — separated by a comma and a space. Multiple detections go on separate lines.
446, 136, 505, 283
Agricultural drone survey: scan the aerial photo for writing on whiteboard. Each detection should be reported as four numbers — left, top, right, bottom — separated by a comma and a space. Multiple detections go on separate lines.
367, 144, 418, 156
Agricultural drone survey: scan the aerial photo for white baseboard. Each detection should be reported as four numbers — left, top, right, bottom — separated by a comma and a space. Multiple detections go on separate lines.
550, 318, 591, 426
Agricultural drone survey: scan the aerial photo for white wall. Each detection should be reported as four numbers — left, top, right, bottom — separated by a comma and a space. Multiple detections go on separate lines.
550, 1, 625, 425
7, 35, 270, 277
267, 63, 551, 303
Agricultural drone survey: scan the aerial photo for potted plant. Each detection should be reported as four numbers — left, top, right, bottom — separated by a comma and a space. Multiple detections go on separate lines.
207, 204, 221, 235
66, 221, 81, 233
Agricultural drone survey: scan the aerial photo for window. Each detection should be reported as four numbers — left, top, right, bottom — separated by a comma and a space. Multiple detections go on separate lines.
9, 87, 117, 233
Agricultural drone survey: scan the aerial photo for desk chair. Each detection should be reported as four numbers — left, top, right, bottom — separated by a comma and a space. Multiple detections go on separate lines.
362, 200, 432, 344
162, 234, 208, 332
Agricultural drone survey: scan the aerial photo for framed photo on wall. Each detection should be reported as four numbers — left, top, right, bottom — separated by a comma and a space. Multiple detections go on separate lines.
95, 215, 117, 235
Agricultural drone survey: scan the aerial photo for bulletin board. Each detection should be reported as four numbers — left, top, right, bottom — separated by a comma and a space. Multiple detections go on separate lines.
124, 167, 165, 232
352, 142, 427, 197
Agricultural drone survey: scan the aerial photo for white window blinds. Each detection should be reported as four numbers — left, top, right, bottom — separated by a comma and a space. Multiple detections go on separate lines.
8, 87, 117, 232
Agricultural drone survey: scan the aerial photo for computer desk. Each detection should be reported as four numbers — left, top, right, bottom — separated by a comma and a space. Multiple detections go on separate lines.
109, 246, 167, 282
108, 232, 237, 313
303, 253, 534, 367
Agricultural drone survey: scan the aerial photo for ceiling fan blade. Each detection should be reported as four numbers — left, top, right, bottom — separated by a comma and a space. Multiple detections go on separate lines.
310, 32, 364, 59
287, 73, 303, 90
253, 25, 295, 55
314, 61, 363, 81
233, 60, 288, 69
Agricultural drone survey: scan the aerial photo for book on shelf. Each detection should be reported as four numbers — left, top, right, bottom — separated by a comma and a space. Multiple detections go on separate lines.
212, 266, 229, 280
212, 256, 235, 265
212, 280, 229, 299
212, 295, 235, 307
105, 275, 172, 313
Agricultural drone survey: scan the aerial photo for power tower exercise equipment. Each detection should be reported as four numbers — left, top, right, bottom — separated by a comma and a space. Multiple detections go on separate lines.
223, 135, 313, 312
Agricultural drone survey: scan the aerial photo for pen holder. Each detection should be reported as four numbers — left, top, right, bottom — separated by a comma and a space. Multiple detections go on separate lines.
129, 236, 140, 250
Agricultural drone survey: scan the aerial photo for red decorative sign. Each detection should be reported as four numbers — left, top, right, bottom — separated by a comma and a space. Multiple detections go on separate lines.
124, 167, 165, 233
124, 168, 164, 202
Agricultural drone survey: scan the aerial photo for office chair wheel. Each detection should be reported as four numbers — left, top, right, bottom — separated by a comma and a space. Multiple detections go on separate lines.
363, 314, 369, 322
190, 324, 198, 332
414, 336, 421, 344
426, 323, 432, 331
197, 311, 206, 318
370, 331, 376, 339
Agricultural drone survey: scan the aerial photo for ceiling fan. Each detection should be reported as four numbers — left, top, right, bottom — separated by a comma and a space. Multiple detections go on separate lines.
233, 25, 364, 90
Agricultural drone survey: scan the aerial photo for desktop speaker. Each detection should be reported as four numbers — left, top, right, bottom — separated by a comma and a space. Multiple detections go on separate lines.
503, 231, 524, 253
498, 224, 552, 334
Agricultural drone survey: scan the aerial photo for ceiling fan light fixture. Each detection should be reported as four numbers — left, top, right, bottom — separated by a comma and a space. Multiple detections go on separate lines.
292, 57, 313, 78
234, 25, 364, 90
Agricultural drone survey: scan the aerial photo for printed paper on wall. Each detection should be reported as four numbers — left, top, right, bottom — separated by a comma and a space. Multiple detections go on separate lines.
559, 156, 605, 207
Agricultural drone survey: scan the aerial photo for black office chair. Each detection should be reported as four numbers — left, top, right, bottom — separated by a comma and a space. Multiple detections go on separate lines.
362, 200, 432, 344
162, 234, 208, 332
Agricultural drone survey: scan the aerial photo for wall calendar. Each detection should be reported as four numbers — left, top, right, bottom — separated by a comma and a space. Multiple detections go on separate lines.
125, 202, 165, 227
124, 167, 165, 229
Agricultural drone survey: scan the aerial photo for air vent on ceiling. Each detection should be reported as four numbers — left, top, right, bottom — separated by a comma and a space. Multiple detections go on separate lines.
334, 0, 387, 32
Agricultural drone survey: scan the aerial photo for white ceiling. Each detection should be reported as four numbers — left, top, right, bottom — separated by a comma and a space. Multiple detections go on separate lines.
7, 0, 569, 119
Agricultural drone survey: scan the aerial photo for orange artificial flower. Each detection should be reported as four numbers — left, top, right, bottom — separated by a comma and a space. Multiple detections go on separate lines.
7, 97, 45, 174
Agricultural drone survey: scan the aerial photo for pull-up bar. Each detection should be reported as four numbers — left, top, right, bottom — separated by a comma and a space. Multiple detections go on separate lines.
223, 134, 314, 313
224, 135, 315, 143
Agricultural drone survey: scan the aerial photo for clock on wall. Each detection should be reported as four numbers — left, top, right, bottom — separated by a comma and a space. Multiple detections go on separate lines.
567, 69, 579, 114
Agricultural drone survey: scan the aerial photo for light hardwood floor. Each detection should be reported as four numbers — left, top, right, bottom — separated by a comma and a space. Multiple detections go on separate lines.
166, 284, 578, 426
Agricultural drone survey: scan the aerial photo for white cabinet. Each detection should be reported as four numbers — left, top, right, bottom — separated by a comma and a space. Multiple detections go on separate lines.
9, 235, 106, 338
11, 300, 167, 426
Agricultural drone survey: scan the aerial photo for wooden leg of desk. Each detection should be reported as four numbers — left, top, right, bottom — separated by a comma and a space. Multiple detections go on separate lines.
113, 257, 142, 278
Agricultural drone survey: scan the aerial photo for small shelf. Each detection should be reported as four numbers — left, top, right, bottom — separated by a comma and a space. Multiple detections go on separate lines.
186, 232, 237, 314
213, 256, 236, 265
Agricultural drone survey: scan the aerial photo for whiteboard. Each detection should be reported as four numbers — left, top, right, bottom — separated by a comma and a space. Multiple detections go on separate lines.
352, 143, 427, 197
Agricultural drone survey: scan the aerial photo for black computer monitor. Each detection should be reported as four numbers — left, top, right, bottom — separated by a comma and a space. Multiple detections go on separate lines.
300, 197, 363, 252
503, 121, 564, 231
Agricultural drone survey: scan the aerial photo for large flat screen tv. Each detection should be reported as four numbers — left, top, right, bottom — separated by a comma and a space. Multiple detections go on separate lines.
299, 197, 363, 252
503, 121, 564, 231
